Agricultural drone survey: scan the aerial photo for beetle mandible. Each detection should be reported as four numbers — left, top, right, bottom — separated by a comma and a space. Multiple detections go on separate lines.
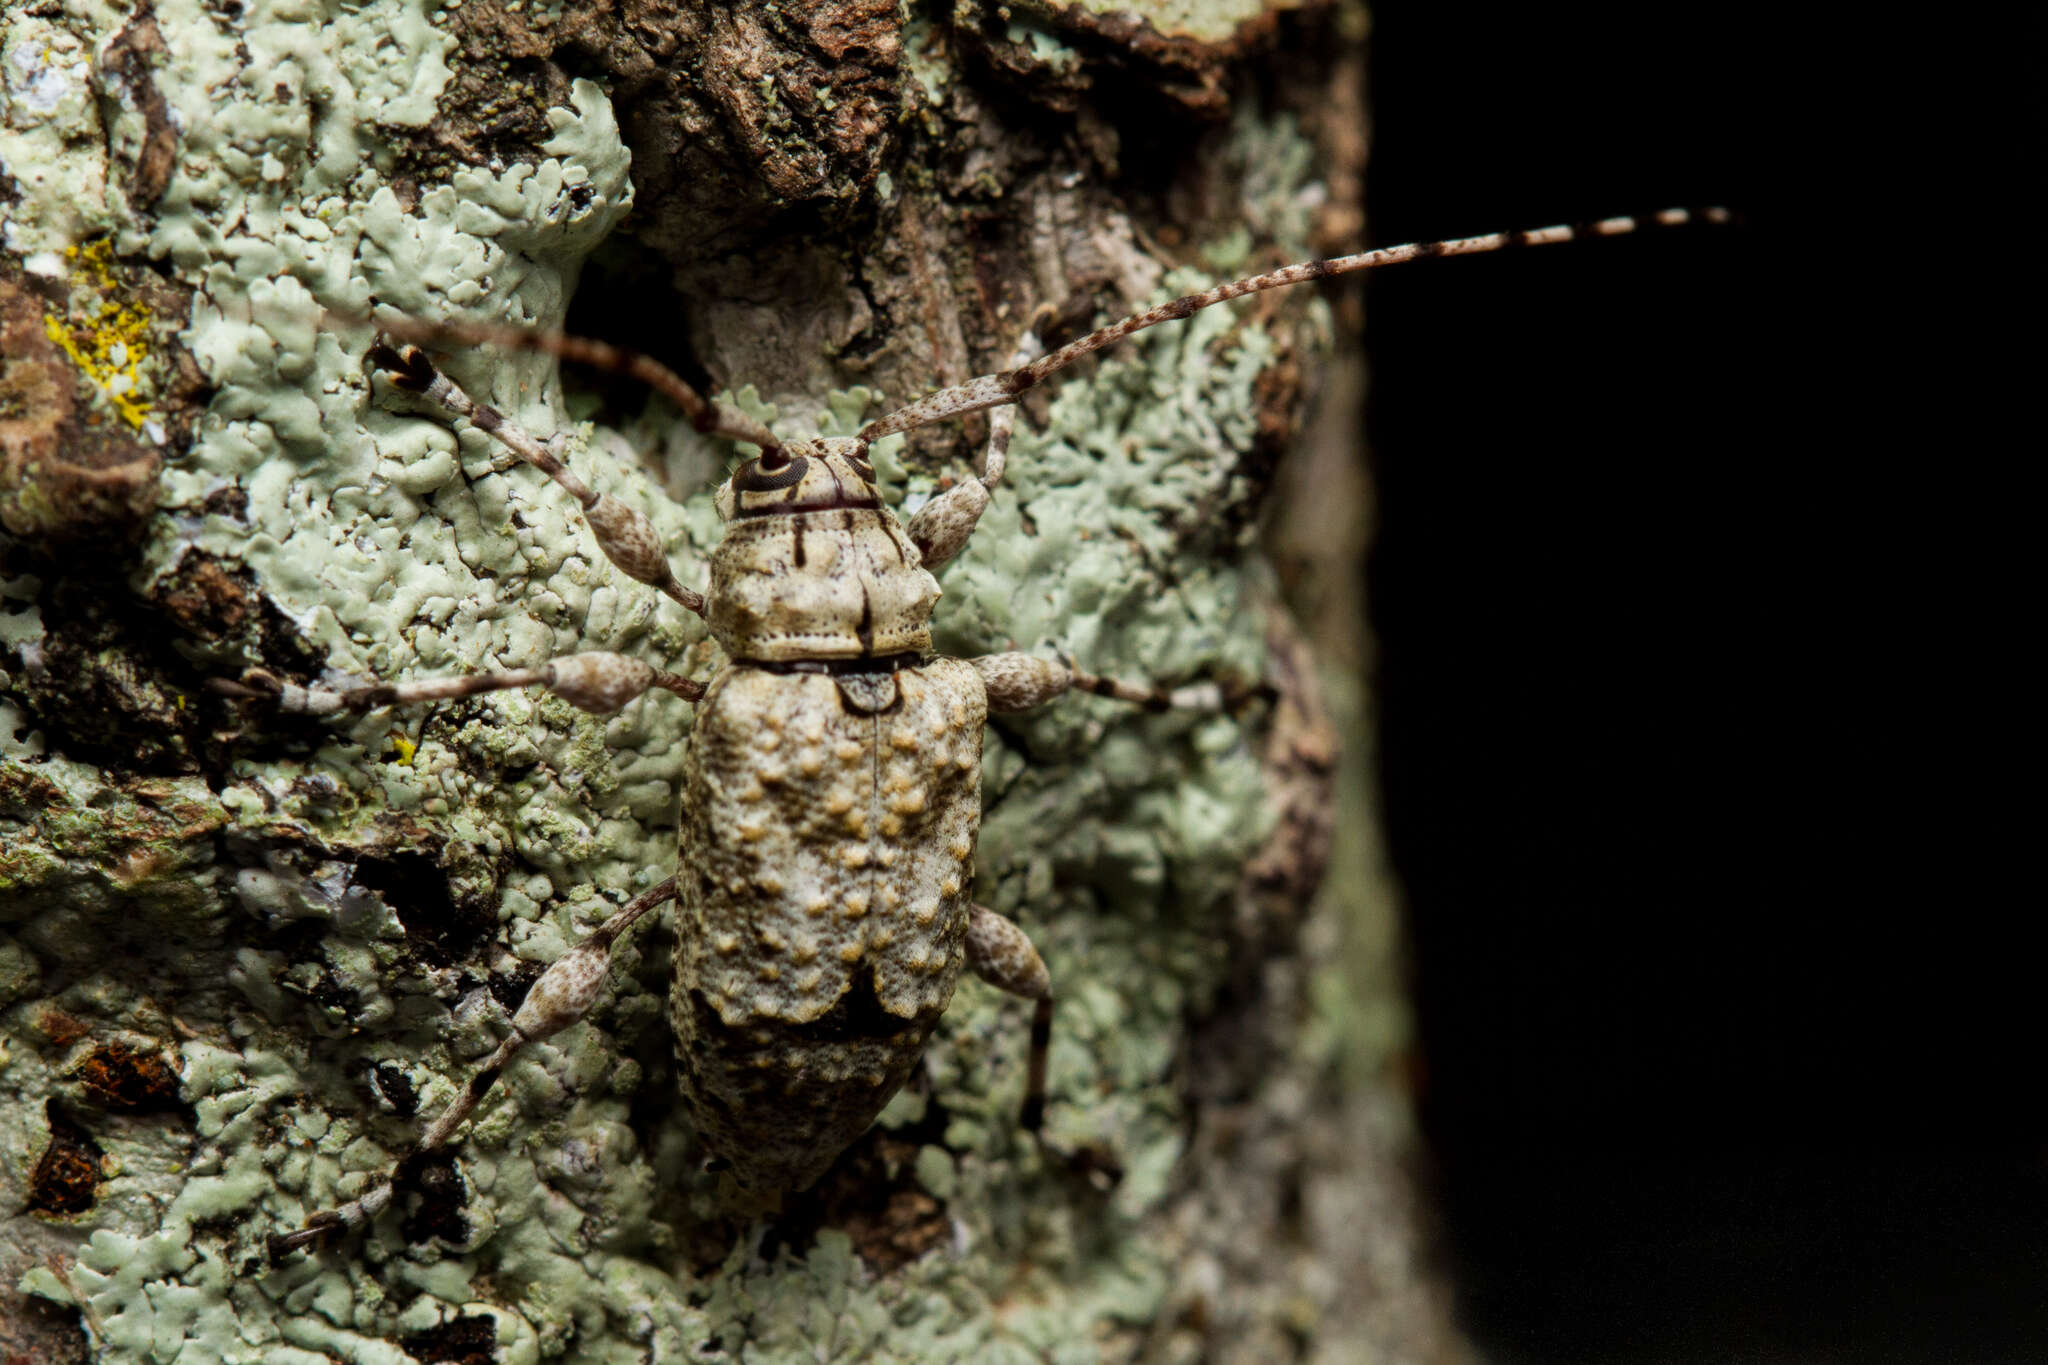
233, 206, 1729, 1258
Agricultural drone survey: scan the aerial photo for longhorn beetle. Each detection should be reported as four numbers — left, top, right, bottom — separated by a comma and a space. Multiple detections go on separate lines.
227, 207, 1729, 1258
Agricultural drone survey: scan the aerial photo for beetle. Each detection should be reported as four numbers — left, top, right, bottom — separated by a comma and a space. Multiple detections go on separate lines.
233, 207, 1727, 1258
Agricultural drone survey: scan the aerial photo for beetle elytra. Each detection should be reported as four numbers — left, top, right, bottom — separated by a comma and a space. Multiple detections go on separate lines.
227, 207, 1729, 1259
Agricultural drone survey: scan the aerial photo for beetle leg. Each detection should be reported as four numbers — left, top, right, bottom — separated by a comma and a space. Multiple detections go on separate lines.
903, 330, 1044, 571
212, 651, 702, 717
968, 650, 1249, 715
964, 903, 1054, 1132
370, 341, 708, 615
268, 876, 677, 1260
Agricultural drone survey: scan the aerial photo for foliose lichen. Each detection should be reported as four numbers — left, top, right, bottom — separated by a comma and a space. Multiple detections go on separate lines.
0, 2, 1374, 1360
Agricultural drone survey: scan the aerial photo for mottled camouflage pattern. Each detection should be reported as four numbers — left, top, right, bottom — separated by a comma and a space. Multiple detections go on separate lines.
670, 439, 993, 1191
673, 659, 986, 1192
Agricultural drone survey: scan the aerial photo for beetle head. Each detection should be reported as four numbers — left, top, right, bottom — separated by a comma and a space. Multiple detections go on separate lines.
714, 437, 878, 522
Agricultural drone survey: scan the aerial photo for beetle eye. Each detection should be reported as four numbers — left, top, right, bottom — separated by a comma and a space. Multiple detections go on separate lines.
733, 452, 810, 492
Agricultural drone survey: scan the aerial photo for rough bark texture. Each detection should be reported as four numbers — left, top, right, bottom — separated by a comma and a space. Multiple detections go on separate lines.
0, 1, 1463, 1360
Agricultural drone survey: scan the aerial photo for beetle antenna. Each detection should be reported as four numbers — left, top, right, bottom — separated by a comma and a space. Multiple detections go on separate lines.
859, 207, 1733, 441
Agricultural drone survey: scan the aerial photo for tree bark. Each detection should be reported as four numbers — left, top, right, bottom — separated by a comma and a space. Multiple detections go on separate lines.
0, 1, 1464, 1359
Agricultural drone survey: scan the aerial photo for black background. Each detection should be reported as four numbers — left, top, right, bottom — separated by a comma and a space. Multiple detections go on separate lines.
1365, 4, 2036, 1361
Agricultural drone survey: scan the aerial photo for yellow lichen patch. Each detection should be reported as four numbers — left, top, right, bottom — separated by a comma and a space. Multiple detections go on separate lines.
387, 732, 418, 766
40, 240, 158, 434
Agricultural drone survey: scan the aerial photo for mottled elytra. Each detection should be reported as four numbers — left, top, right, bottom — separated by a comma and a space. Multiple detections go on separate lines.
233, 206, 1728, 1259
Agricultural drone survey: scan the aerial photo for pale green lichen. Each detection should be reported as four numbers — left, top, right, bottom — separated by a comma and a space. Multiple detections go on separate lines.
0, 17, 110, 254
1, 2, 1341, 1359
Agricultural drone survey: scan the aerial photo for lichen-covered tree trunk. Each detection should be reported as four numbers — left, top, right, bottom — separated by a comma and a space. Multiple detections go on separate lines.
0, 1, 1463, 1360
